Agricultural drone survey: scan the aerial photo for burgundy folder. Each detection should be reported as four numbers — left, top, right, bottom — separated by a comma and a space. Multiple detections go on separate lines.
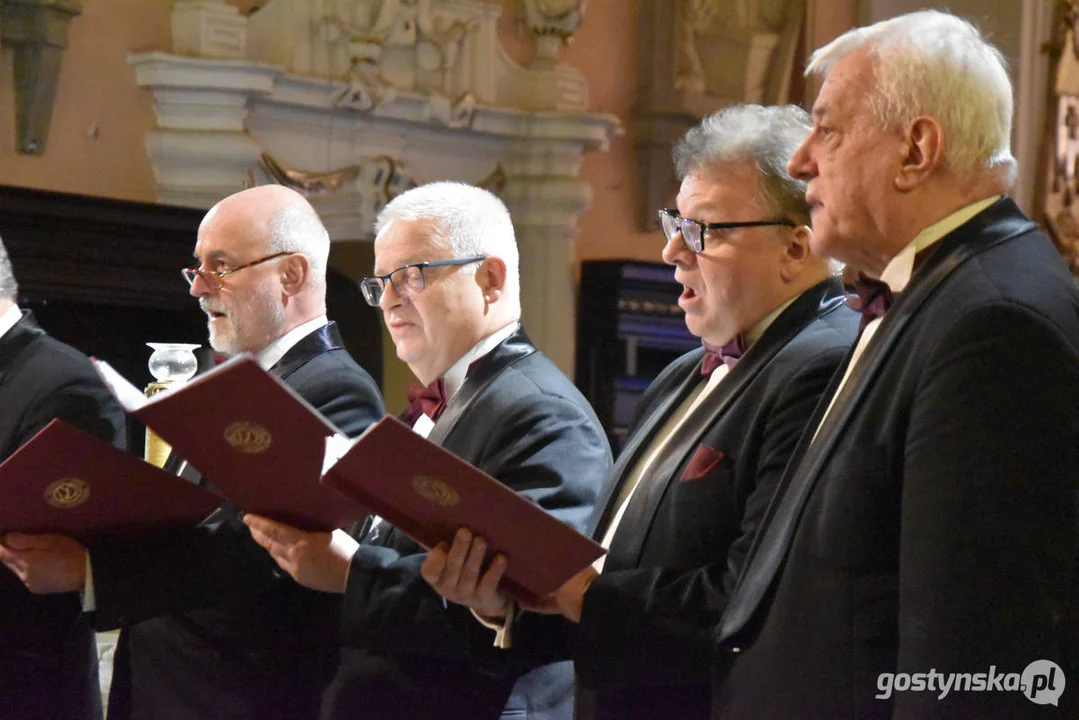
96, 355, 370, 532
323, 416, 606, 600
0, 419, 220, 541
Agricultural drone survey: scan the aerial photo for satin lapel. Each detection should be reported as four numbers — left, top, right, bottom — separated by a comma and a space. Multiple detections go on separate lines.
603, 280, 847, 570
268, 322, 345, 380
425, 328, 537, 448
586, 353, 704, 539
717, 200, 1037, 643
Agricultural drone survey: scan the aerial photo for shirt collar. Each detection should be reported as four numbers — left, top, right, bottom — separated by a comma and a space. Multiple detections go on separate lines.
255, 315, 329, 371
443, 321, 519, 400
880, 195, 1001, 294
745, 295, 797, 347
0, 304, 22, 341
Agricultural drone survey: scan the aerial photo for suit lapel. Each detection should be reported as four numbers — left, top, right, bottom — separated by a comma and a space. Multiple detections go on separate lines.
717, 199, 1037, 643
587, 354, 703, 539
602, 279, 847, 569
268, 322, 345, 380
426, 327, 537, 448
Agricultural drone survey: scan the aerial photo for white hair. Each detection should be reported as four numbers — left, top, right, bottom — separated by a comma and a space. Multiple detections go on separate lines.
374, 181, 520, 310
266, 202, 331, 291
674, 103, 813, 225
0, 236, 17, 300
807, 9, 1017, 188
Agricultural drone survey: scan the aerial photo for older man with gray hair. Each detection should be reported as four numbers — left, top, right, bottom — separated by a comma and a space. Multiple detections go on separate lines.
416, 104, 859, 719
245, 181, 611, 720
713, 11, 1079, 719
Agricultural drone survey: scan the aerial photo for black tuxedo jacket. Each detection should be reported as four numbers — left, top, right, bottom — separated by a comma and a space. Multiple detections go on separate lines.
0, 311, 126, 720
714, 199, 1079, 719
321, 328, 612, 720
91, 323, 385, 720
569, 279, 858, 720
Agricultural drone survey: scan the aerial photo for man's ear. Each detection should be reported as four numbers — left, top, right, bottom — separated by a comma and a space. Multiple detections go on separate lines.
280, 254, 310, 296
476, 256, 507, 303
779, 225, 813, 282
895, 116, 943, 192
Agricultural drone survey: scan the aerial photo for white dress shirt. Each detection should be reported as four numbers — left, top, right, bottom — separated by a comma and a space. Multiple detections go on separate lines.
0, 303, 22, 341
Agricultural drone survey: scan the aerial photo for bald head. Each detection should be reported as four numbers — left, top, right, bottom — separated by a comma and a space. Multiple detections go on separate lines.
189, 185, 332, 355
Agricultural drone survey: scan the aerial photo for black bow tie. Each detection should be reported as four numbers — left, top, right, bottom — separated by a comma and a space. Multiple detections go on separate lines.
701, 335, 746, 377
847, 272, 895, 332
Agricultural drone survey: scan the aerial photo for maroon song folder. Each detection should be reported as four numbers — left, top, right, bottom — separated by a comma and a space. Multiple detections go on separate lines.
0, 420, 220, 541
323, 416, 606, 600
95, 355, 370, 532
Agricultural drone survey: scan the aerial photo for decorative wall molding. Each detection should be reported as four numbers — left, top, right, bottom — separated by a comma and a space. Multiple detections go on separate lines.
126, 0, 620, 375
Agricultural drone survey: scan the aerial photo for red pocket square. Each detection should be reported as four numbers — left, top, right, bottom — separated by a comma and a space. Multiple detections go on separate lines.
680, 444, 725, 482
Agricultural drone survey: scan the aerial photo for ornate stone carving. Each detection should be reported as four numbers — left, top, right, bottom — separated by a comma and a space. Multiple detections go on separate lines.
127, 0, 619, 374
634, 0, 805, 228
1040, 0, 1079, 277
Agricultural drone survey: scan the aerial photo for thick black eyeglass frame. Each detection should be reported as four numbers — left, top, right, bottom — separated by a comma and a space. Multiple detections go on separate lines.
360, 255, 487, 307
182, 251, 293, 289
658, 208, 795, 253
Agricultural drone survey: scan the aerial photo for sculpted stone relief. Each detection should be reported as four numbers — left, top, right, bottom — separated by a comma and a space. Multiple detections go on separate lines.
1043, 0, 1079, 277
635, 0, 804, 228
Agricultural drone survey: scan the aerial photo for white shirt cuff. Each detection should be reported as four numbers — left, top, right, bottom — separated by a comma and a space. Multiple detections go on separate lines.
81, 551, 96, 612
470, 602, 515, 648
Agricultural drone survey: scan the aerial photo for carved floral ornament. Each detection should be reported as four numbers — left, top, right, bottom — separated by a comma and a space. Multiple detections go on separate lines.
1043, 0, 1079, 277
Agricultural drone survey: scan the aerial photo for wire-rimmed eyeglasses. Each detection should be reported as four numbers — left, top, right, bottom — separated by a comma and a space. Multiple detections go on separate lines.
181, 251, 293, 289
658, 208, 795, 253
360, 255, 487, 307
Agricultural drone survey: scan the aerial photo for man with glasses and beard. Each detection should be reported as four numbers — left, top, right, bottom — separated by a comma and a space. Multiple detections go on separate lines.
0, 185, 385, 719
244, 181, 611, 720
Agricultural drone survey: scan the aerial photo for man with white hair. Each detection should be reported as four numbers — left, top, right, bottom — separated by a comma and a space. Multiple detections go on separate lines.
245, 181, 611, 720
0, 237, 125, 720
1, 185, 385, 719
713, 11, 1079, 718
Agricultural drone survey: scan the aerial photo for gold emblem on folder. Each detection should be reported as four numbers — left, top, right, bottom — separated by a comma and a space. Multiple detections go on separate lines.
412, 476, 460, 507
44, 478, 90, 509
224, 421, 272, 454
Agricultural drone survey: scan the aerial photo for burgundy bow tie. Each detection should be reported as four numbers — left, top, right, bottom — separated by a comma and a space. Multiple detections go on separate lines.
701, 334, 746, 377
847, 272, 895, 332
404, 377, 447, 425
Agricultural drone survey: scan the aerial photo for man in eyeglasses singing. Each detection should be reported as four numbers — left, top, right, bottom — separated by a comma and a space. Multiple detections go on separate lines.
1, 185, 385, 719
243, 181, 611, 720
419, 104, 860, 720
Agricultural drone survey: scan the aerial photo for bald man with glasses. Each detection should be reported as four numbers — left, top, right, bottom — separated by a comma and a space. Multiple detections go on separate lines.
3, 185, 385, 720
244, 181, 611, 720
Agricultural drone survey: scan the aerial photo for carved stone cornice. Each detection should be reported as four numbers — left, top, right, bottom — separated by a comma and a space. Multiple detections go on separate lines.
126, 3, 621, 374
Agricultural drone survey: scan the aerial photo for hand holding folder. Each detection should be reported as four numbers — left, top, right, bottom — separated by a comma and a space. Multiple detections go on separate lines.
95, 356, 605, 598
